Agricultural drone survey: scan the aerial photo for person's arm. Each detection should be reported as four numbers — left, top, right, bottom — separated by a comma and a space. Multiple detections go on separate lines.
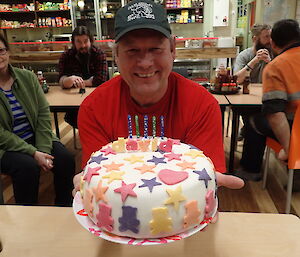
235, 49, 271, 84
90, 50, 108, 87
267, 112, 290, 160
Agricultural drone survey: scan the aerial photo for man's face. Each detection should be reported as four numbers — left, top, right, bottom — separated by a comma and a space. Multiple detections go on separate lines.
73, 35, 91, 54
255, 29, 271, 51
115, 29, 175, 105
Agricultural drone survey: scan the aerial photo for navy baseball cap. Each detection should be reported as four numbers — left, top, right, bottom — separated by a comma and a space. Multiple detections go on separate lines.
114, 0, 171, 42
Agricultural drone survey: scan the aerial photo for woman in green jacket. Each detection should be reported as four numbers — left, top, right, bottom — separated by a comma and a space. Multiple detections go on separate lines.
0, 35, 75, 206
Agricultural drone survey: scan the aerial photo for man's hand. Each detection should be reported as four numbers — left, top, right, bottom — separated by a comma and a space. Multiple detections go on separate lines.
255, 49, 271, 63
278, 148, 288, 162
33, 151, 54, 171
216, 172, 244, 189
72, 172, 83, 196
63, 76, 85, 89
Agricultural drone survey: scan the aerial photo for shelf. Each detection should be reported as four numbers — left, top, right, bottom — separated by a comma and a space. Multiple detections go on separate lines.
166, 7, 203, 11
0, 26, 71, 29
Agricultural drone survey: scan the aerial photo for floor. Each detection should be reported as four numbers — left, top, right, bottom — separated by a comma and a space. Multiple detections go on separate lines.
2, 111, 300, 216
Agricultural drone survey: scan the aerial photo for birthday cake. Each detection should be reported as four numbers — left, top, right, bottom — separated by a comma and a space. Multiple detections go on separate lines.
80, 137, 217, 239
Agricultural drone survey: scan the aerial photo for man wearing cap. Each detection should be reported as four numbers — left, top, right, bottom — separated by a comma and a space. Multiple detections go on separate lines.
73, 0, 243, 193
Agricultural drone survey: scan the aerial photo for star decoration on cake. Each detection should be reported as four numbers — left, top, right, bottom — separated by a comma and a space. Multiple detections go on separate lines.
185, 150, 205, 159
205, 190, 216, 219
83, 188, 94, 217
89, 154, 108, 164
83, 167, 100, 184
193, 168, 211, 188
93, 180, 108, 203
170, 139, 181, 145
100, 146, 116, 156
176, 160, 196, 170
139, 177, 162, 193
164, 152, 182, 161
164, 185, 186, 211
114, 181, 137, 202
102, 171, 125, 184
184, 200, 201, 228
124, 154, 144, 164
147, 156, 166, 165
103, 162, 123, 172
134, 164, 156, 174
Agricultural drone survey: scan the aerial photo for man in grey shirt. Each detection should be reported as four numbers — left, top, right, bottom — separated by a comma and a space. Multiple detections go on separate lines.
234, 24, 273, 181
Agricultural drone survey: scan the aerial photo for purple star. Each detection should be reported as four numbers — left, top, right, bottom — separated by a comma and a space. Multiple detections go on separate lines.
147, 156, 166, 165
193, 168, 212, 188
139, 177, 162, 193
156, 148, 165, 155
189, 144, 200, 150
89, 154, 108, 164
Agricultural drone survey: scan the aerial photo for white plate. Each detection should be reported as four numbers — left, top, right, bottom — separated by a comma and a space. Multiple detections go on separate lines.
73, 192, 218, 246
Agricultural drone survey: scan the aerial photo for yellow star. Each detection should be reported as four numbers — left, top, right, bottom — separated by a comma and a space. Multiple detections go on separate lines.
176, 160, 196, 170
164, 185, 186, 211
124, 154, 144, 164
102, 171, 125, 184
184, 150, 205, 159
92, 180, 108, 203
135, 164, 156, 174
103, 162, 123, 172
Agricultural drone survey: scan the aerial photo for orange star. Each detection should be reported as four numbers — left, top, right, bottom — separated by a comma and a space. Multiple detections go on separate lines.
103, 162, 123, 172
176, 160, 196, 170
135, 164, 156, 174
93, 180, 108, 203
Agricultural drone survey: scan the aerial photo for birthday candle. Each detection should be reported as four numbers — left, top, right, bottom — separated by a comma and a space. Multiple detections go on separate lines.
135, 115, 140, 138
152, 116, 156, 137
144, 115, 148, 138
128, 115, 133, 138
160, 115, 164, 139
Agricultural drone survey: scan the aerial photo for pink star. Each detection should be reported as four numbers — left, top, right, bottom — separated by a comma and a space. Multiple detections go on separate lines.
164, 152, 182, 161
100, 146, 116, 156
83, 167, 100, 184
205, 190, 216, 218
114, 181, 137, 202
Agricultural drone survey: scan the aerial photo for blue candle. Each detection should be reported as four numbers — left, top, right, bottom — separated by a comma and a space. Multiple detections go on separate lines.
128, 115, 133, 138
160, 115, 164, 139
144, 115, 148, 138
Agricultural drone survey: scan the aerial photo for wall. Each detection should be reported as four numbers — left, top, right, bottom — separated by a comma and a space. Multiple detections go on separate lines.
297, 0, 300, 22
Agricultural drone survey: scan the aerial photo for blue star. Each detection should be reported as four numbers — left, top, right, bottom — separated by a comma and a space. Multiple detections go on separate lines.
89, 154, 108, 164
139, 177, 162, 193
147, 156, 166, 165
193, 168, 212, 188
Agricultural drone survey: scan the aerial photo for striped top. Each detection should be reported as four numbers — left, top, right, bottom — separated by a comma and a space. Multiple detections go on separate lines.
0, 88, 34, 140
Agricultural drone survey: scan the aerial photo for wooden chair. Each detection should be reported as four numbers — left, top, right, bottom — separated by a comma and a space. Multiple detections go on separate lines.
262, 105, 300, 213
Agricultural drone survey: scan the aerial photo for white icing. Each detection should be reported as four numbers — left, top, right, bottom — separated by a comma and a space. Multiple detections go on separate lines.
81, 138, 217, 238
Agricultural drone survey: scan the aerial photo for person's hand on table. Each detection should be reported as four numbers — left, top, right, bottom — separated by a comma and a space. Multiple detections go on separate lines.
33, 151, 54, 171
64, 76, 85, 89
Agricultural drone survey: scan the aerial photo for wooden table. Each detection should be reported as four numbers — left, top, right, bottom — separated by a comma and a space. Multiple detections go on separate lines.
45, 86, 95, 138
0, 205, 299, 257
225, 84, 263, 172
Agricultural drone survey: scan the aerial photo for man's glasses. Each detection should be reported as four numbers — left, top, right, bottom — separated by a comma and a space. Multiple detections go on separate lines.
0, 48, 7, 56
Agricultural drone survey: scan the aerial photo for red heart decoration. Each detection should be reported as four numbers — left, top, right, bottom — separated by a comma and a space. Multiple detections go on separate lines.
77, 209, 88, 216
158, 169, 189, 185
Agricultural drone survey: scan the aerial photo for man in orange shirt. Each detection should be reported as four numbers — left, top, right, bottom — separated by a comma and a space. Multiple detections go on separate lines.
236, 19, 300, 187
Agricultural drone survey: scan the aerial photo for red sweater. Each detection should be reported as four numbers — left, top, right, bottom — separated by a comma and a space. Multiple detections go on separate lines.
78, 72, 226, 173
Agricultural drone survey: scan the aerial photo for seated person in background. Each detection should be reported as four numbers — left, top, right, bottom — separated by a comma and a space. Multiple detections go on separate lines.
0, 35, 75, 206
235, 19, 300, 185
233, 24, 273, 181
58, 26, 108, 128
73, 0, 243, 196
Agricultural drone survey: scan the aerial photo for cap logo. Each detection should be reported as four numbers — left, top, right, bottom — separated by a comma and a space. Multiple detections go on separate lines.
127, 2, 155, 22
